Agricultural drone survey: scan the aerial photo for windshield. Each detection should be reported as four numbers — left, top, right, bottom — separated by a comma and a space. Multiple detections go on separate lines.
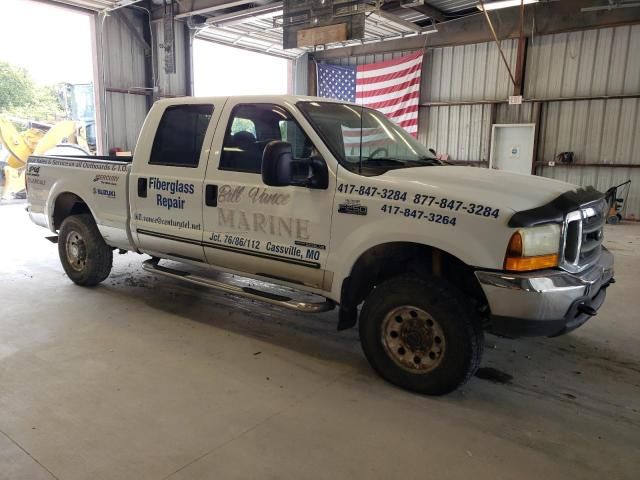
297, 101, 439, 175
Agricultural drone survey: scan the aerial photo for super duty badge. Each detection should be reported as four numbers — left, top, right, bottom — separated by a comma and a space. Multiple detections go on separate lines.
338, 201, 368, 216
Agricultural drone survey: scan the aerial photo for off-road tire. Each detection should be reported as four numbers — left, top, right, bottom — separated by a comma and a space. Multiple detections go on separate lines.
58, 214, 112, 286
359, 274, 484, 395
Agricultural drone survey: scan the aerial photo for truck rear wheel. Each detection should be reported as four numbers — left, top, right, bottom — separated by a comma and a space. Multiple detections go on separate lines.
58, 214, 112, 286
359, 275, 484, 395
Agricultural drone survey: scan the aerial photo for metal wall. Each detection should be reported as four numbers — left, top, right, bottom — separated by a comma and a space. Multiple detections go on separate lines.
525, 26, 640, 99
418, 104, 493, 162
420, 39, 518, 162
331, 49, 413, 67
423, 39, 518, 103
97, 9, 149, 153
319, 26, 640, 218
527, 25, 640, 219
154, 20, 190, 98
96, 10, 190, 153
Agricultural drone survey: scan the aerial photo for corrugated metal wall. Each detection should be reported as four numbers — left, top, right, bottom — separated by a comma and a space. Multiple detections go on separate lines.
320, 26, 640, 218
418, 104, 493, 162
154, 21, 190, 98
421, 40, 518, 162
99, 9, 148, 152
331, 50, 413, 66
525, 26, 640, 98
97, 11, 190, 153
423, 40, 518, 102
526, 25, 640, 219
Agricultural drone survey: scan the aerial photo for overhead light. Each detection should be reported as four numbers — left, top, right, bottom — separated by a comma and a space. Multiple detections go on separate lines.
477, 0, 538, 11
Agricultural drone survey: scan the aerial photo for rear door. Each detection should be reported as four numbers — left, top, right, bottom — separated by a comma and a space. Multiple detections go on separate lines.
130, 100, 225, 261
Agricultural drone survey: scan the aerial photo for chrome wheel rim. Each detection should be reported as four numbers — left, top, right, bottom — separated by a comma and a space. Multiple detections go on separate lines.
65, 230, 87, 271
381, 306, 446, 373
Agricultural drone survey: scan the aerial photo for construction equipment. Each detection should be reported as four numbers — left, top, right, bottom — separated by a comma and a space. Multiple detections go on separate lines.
604, 179, 631, 225
58, 83, 97, 149
0, 116, 89, 199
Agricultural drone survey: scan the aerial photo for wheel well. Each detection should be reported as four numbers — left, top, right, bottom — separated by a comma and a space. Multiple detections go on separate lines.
338, 242, 488, 330
52, 192, 91, 230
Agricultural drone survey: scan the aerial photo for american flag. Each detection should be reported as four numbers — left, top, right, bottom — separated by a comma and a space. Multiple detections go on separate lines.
317, 51, 424, 136
341, 126, 389, 150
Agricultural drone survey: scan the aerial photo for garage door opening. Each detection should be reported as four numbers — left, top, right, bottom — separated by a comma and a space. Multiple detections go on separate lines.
0, 0, 96, 200
193, 40, 289, 96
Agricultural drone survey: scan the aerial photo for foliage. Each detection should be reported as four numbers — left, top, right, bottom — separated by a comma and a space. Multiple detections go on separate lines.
0, 62, 34, 111
9, 85, 65, 120
0, 61, 64, 121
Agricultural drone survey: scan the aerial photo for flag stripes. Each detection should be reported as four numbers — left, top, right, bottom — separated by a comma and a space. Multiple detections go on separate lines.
317, 51, 424, 137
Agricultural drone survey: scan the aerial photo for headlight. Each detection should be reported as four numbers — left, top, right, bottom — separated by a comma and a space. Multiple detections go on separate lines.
504, 224, 561, 271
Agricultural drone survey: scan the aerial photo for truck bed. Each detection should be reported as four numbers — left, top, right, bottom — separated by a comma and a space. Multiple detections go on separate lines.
27, 154, 134, 251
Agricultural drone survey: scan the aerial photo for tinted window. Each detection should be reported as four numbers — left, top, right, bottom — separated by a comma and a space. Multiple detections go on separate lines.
220, 104, 316, 174
150, 104, 213, 167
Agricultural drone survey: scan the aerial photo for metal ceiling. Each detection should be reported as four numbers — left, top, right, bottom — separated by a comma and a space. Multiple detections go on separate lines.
44, 0, 142, 12
42, 0, 536, 59
426, 0, 478, 14
42, 0, 451, 59
194, 2, 444, 59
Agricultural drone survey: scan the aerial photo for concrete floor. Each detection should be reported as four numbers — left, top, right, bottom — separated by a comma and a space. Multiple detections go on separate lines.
1, 200, 639, 480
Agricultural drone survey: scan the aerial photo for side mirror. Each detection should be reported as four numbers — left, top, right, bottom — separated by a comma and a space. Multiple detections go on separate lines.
262, 141, 294, 187
262, 141, 328, 189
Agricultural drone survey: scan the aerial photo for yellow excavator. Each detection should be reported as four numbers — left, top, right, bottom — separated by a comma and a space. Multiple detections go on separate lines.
0, 117, 89, 199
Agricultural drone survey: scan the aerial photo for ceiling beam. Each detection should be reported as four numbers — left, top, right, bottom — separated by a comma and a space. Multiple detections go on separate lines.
32, 0, 112, 12
382, 0, 446, 22
195, 31, 302, 59
174, 0, 259, 19
313, 0, 640, 59
204, 2, 283, 26
376, 10, 424, 31
151, 0, 278, 20
410, 2, 446, 22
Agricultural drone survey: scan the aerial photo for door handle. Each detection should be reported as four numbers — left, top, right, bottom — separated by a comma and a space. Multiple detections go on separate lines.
137, 177, 147, 198
205, 184, 218, 207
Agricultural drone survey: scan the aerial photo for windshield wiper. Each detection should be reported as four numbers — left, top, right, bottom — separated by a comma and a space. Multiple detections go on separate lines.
365, 157, 441, 167
413, 157, 442, 166
364, 157, 406, 165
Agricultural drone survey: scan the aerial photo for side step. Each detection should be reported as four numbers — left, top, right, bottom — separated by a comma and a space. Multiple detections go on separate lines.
142, 259, 335, 313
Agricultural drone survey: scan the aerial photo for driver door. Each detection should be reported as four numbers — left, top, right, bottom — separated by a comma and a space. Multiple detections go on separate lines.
201, 101, 335, 289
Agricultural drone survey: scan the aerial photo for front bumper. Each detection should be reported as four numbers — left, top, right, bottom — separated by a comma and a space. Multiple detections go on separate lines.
475, 248, 614, 338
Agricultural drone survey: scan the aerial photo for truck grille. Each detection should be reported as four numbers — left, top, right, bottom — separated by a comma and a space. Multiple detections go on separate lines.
561, 199, 606, 273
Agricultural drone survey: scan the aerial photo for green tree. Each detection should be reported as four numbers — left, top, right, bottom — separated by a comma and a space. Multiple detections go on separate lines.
0, 62, 65, 121
10, 84, 64, 120
0, 61, 34, 111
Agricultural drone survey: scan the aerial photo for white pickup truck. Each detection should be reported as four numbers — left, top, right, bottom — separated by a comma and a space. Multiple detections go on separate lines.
26, 95, 615, 395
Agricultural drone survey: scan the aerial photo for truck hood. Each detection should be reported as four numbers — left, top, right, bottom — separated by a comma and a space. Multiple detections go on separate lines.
380, 166, 578, 213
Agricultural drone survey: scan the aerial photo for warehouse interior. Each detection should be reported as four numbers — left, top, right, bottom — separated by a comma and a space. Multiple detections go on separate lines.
1, 0, 639, 479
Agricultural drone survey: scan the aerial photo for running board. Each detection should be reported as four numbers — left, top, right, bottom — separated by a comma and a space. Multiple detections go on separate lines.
142, 259, 335, 313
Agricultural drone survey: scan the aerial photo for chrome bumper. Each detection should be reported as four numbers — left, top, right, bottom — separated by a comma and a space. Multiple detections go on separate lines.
475, 248, 614, 337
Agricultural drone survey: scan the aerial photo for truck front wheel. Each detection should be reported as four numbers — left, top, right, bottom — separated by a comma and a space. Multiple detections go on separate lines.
58, 214, 113, 286
359, 275, 484, 395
